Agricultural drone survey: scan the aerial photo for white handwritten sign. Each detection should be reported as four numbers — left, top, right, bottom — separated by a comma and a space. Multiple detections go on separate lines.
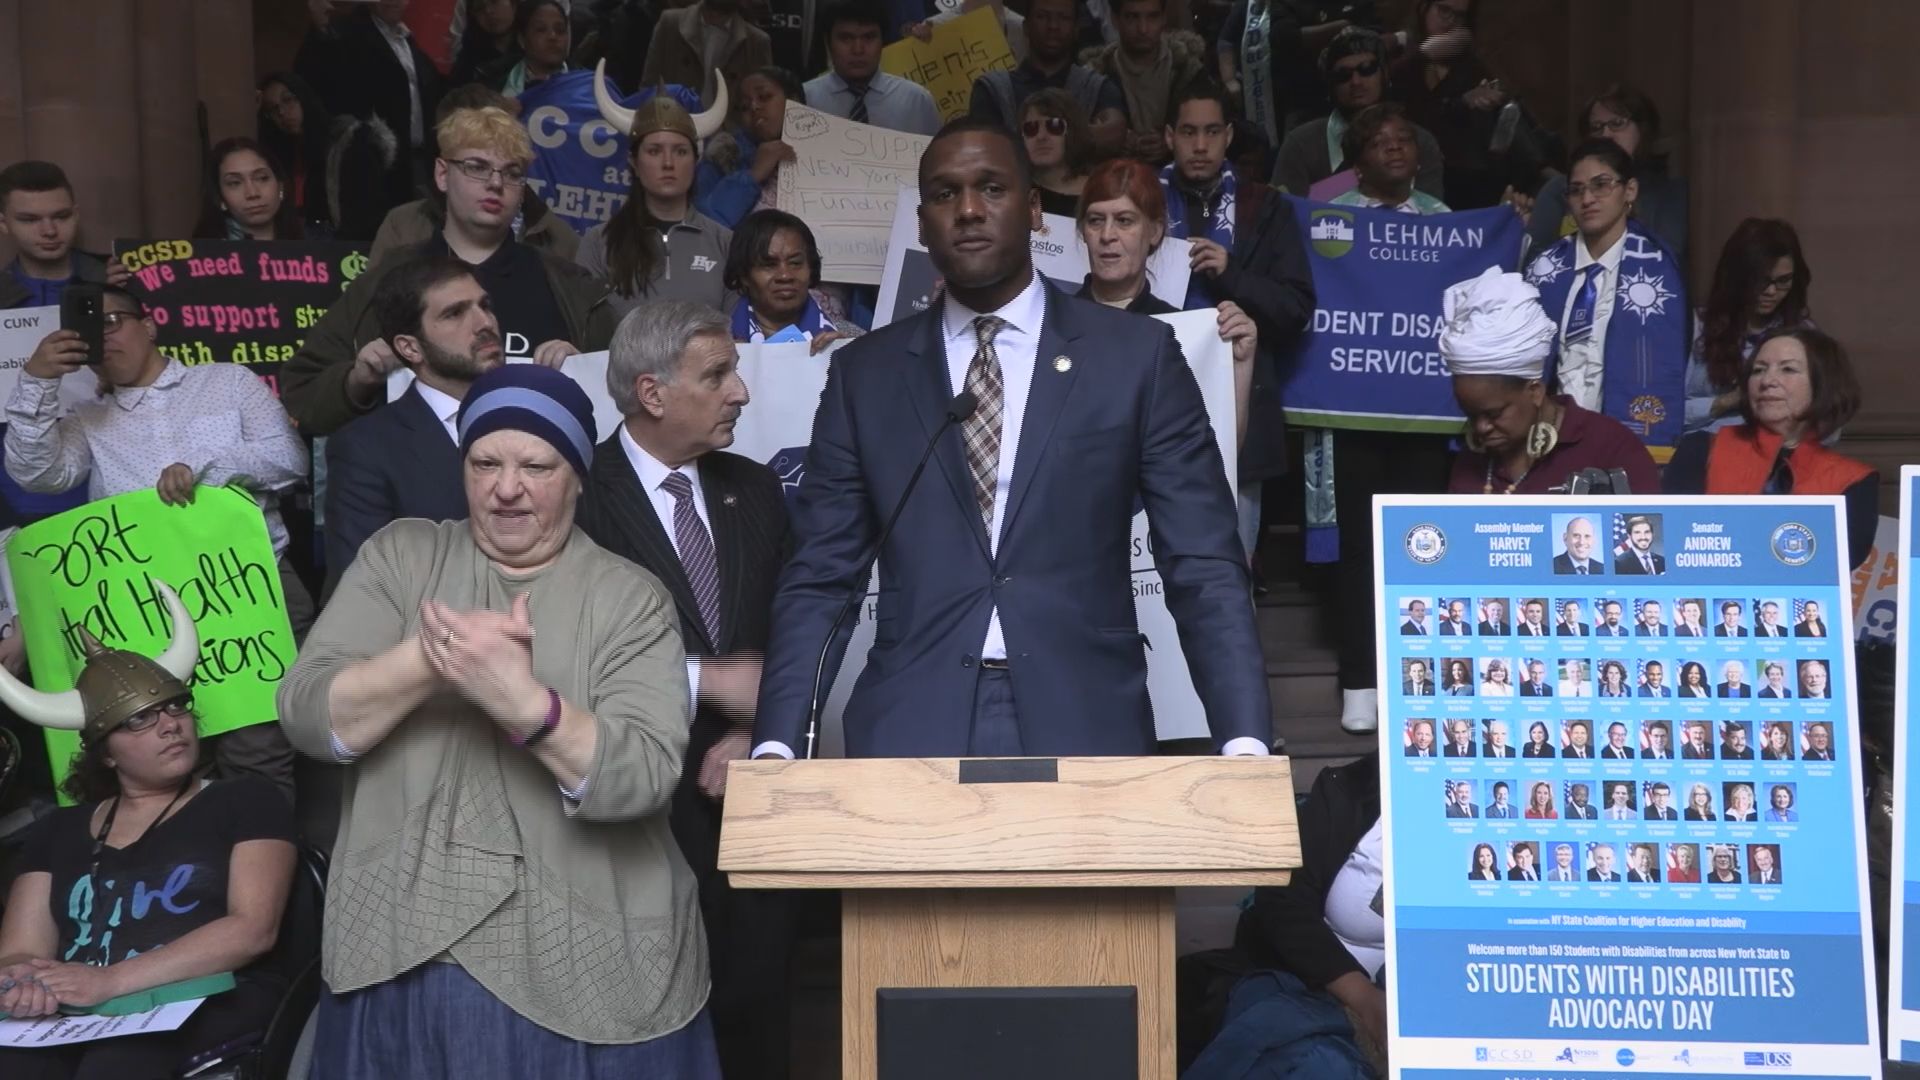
775, 103, 933, 286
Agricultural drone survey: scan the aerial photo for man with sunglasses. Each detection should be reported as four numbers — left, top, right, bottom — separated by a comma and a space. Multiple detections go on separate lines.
1276, 26, 1443, 200
7, 286, 310, 796
280, 106, 617, 436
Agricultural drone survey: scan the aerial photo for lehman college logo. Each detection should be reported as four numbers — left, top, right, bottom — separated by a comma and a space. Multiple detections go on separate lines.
769, 447, 807, 505
1404, 523, 1447, 564
1770, 523, 1816, 567
1308, 209, 1355, 258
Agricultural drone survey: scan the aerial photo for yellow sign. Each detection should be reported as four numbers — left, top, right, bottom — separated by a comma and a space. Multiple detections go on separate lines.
880, 6, 1017, 122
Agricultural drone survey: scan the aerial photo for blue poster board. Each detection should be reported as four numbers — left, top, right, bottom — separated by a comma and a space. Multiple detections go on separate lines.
1890, 466, 1920, 1061
1376, 495, 1879, 1078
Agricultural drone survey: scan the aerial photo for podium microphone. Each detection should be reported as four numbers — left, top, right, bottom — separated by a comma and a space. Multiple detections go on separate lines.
803, 390, 978, 759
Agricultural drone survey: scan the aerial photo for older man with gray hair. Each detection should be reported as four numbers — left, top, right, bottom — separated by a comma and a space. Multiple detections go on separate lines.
573, 298, 794, 1080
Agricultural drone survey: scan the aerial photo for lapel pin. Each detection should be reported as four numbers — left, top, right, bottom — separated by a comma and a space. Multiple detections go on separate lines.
722, 494, 738, 507
1053, 355, 1072, 373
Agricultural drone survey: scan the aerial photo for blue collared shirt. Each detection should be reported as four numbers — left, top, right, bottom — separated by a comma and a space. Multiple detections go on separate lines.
801, 71, 942, 136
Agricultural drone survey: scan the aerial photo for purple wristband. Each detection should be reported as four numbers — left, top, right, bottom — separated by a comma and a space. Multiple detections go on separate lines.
512, 687, 561, 749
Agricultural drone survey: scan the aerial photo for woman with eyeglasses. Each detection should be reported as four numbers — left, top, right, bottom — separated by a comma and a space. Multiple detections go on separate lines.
0, 595, 299, 1080
256, 72, 335, 235
1522, 138, 1691, 461
1683, 219, 1814, 434
1021, 89, 1094, 218
1526, 84, 1687, 266
1664, 326, 1878, 568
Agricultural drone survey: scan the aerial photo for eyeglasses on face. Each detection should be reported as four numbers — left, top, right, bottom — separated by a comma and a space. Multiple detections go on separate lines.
121, 698, 194, 734
447, 158, 528, 186
1429, 0, 1472, 27
102, 310, 146, 333
1565, 174, 1623, 201
1758, 271, 1796, 293
1587, 116, 1633, 136
1331, 60, 1380, 83
1021, 117, 1068, 138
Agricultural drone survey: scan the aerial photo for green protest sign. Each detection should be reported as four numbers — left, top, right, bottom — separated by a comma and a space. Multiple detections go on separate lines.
5, 487, 294, 782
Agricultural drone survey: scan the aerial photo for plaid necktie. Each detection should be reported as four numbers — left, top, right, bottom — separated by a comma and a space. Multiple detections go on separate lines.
961, 315, 1007, 529
848, 82, 870, 124
660, 471, 723, 645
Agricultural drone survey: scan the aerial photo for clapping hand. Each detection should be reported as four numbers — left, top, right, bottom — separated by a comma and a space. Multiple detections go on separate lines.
419, 594, 544, 725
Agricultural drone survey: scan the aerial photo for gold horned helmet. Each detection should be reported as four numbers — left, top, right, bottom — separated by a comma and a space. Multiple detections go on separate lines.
593, 60, 730, 147
0, 582, 198, 744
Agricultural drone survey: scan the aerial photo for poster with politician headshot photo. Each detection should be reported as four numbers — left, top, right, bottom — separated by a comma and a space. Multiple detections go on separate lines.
1375, 494, 1878, 1073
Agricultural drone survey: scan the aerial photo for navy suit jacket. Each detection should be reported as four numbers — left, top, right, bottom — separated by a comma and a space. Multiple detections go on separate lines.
322, 385, 469, 598
753, 284, 1267, 757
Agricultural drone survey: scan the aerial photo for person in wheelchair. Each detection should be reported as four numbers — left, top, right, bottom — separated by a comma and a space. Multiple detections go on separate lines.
0, 584, 297, 1080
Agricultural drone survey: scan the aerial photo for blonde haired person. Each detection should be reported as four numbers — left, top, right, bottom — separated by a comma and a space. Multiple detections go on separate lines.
280, 105, 618, 436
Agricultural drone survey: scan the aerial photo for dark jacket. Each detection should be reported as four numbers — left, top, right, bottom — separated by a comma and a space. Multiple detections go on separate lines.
0, 250, 109, 310
1208, 179, 1315, 481
1235, 753, 1379, 991
640, 2, 772, 102
1275, 114, 1446, 200
367, 195, 581, 270
278, 239, 616, 436
295, 10, 444, 204
321, 384, 470, 599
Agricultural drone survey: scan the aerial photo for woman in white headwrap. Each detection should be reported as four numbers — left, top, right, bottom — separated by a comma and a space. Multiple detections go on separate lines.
1444, 267, 1660, 495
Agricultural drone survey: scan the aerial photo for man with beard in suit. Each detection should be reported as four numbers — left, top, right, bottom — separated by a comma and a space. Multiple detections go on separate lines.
575, 300, 795, 1080
1595, 598, 1628, 637
1614, 515, 1665, 574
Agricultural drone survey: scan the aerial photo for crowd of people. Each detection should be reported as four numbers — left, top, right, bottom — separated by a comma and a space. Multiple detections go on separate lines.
0, 0, 1890, 1078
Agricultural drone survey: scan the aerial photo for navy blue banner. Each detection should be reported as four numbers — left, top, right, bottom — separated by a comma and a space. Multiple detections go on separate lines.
1281, 203, 1524, 434
1378, 495, 1879, 1077
517, 71, 702, 234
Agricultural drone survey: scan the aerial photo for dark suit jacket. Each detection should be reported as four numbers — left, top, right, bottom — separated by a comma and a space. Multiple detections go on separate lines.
1445, 803, 1478, 818
1587, 869, 1621, 882
1758, 686, 1790, 699
1805, 748, 1835, 761
1400, 619, 1427, 634
1635, 624, 1667, 637
1556, 622, 1589, 636
1443, 742, 1475, 758
1507, 867, 1538, 881
1643, 806, 1677, 821
1615, 549, 1666, 574
1551, 552, 1602, 574
295, 12, 443, 203
1484, 744, 1514, 759
1600, 746, 1633, 760
1756, 622, 1788, 637
323, 385, 468, 598
753, 283, 1266, 757
1402, 680, 1433, 696
1795, 620, 1826, 637
1438, 620, 1470, 635
1595, 622, 1629, 637
1628, 869, 1660, 882
1717, 682, 1751, 698
1565, 802, 1597, 819
1715, 625, 1748, 637
1518, 622, 1549, 637
1477, 620, 1508, 635
1519, 681, 1552, 697
577, 439, 791, 735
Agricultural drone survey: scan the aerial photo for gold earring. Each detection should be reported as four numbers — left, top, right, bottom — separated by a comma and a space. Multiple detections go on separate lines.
1526, 420, 1559, 458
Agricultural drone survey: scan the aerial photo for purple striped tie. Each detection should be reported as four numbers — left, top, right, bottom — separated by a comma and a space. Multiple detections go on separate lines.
661, 472, 722, 644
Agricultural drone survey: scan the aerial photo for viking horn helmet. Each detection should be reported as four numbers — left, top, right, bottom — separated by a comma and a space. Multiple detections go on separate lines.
0, 581, 197, 743
593, 60, 730, 145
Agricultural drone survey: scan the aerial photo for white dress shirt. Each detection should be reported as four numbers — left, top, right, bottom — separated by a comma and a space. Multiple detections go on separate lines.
373, 15, 426, 146
4, 360, 307, 555
1555, 230, 1625, 412
759, 273, 1264, 758
619, 425, 711, 719
800, 71, 943, 136
414, 380, 462, 444
943, 272, 1046, 663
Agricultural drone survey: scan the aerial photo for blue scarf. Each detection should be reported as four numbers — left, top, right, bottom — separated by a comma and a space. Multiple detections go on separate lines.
1525, 221, 1689, 454
731, 291, 832, 343
1159, 163, 1237, 310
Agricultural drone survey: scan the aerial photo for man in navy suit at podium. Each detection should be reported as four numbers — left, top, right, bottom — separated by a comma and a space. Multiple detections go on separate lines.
753, 119, 1273, 759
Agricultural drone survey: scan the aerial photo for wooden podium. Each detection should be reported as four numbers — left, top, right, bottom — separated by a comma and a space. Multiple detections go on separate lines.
719, 756, 1300, 1080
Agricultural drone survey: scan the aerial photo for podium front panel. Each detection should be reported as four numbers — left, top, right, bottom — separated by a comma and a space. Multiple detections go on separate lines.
876, 986, 1138, 1079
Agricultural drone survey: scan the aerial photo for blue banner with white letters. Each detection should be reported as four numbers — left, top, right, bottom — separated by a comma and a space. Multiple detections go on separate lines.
1377, 495, 1879, 1077
1282, 203, 1524, 433
516, 70, 702, 234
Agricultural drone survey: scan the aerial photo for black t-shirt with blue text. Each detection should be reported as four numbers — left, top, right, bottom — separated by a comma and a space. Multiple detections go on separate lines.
16, 777, 295, 969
